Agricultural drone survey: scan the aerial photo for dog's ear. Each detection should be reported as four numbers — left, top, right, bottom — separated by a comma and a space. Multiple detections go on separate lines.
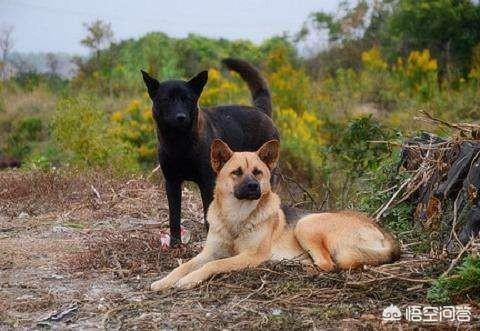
211, 139, 233, 173
187, 70, 208, 96
257, 140, 279, 170
141, 70, 160, 99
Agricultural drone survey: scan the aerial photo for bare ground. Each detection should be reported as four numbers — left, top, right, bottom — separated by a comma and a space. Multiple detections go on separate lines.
0, 169, 478, 330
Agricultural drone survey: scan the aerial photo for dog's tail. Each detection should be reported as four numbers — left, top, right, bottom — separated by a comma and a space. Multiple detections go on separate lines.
222, 58, 272, 117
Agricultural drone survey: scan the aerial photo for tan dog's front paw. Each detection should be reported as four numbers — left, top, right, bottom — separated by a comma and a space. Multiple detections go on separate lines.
175, 274, 201, 290
150, 277, 176, 291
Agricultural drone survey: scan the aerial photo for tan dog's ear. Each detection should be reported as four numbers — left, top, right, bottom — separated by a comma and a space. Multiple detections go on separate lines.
211, 139, 233, 173
257, 140, 279, 170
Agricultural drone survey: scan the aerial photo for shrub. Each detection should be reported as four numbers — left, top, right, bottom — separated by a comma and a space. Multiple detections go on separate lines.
468, 44, 480, 83
395, 49, 438, 99
23, 144, 62, 170
323, 115, 399, 207
266, 46, 315, 113
327, 115, 398, 177
111, 97, 157, 165
3, 117, 44, 159
428, 254, 480, 304
276, 108, 325, 180
52, 96, 139, 173
200, 68, 249, 107
355, 149, 419, 240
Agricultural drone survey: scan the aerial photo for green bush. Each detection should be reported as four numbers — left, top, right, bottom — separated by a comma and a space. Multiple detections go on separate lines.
22, 144, 62, 170
428, 254, 480, 304
52, 96, 139, 173
322, 115, 399, 207
4, 117, 44, 159
329, 115, 398, 176
356, 157, 423, 248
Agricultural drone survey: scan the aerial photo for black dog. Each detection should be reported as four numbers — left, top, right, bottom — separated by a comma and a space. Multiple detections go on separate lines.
141, 59, 279, 246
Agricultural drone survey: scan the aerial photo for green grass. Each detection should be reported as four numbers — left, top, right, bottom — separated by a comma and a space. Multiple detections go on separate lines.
428, 254, 480, 304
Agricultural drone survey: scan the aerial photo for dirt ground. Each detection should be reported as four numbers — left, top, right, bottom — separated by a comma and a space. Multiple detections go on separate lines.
0, 170, 478, 330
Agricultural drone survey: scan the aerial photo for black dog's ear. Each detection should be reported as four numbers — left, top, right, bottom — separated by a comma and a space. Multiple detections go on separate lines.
187, 70, 208, 96
211, 139, 233, 173
141, 70, 160, 99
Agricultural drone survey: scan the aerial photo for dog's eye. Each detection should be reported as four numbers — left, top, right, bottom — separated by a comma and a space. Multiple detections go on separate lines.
181, 95, 193, 102
252, 168, 262, 176
231, 168, 243, 176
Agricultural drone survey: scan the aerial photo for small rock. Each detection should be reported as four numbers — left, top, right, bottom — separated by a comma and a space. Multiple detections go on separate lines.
16, 294, 35, 300
271, 308, 282, 316
97, 303, 108, 312
205, 312, 213, 318
49, 274, 64, 280
52, 226, 74, 234
18, 212, 29, 220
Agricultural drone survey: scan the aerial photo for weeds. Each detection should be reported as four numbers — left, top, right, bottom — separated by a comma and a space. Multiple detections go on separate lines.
52, 96, 139, 173
428, 253, 480, 304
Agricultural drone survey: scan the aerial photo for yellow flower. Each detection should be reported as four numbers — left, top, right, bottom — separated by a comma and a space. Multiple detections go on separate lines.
361, 46, 387, 71
138, 145, 154, 158
208, 68, 221, 81
111, 111, 123, 122
129, 99, 141, 110
142, 109, 152, 121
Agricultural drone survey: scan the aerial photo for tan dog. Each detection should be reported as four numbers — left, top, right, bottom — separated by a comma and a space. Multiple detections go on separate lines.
151, 140, 400, 291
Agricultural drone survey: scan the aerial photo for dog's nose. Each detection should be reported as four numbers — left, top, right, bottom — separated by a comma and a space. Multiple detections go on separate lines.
247, 181, 259, 191
176, 114, 186, 123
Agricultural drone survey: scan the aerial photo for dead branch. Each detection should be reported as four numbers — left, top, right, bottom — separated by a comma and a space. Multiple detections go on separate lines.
416, 110, 480, 133
363, 265, 433, 284
374, 178, 412, 221
442, 238, 476, 277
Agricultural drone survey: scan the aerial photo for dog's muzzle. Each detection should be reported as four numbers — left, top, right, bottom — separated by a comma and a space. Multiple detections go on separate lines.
234, 178, 261, 200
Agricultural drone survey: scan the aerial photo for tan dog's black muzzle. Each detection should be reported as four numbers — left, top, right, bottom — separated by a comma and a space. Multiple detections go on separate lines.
234, 175, 261, 200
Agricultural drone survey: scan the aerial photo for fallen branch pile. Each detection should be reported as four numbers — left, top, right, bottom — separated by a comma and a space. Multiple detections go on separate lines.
377, 111, 480, 251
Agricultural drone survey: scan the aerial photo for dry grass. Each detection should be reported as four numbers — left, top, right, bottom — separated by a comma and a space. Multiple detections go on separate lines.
66, 229, 200, 277
1, 86, 57, 118
1, 169, 478, 329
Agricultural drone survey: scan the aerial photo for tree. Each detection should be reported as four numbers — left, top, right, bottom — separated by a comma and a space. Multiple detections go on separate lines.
79, 20, 115, 95
0, 25, 14, 80
81, 20, 114, 59
386, 0, 480, 79
46, 52, 59, 75
298, 1, 370, 46
298, 1, 377, 78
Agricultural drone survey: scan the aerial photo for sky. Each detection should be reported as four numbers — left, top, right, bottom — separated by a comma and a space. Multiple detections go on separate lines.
0, 0, 338, 55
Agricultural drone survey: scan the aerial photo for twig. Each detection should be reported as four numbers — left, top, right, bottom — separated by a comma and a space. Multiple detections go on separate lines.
318, 189, 330, 211
346, 275, 395, 286
417, 110, 480, 133
90, 185, 101, 201
279, 173, 318, 209
229, 277, 267, 309
449, 191, 463, 248
367, 140, 402, 146
374, 178, 411, 221
147, 165, 161, 180
442, 239, 475, 277
364, 265, 433, 284
395, 167, 433, 205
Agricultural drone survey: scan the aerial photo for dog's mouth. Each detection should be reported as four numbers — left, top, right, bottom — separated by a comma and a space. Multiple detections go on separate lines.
165, 120, 191, 130
234, 189, 261, 201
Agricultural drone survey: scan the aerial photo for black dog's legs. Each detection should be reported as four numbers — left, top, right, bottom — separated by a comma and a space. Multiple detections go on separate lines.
199, 181, 214, 232
166, 179, 182, 246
